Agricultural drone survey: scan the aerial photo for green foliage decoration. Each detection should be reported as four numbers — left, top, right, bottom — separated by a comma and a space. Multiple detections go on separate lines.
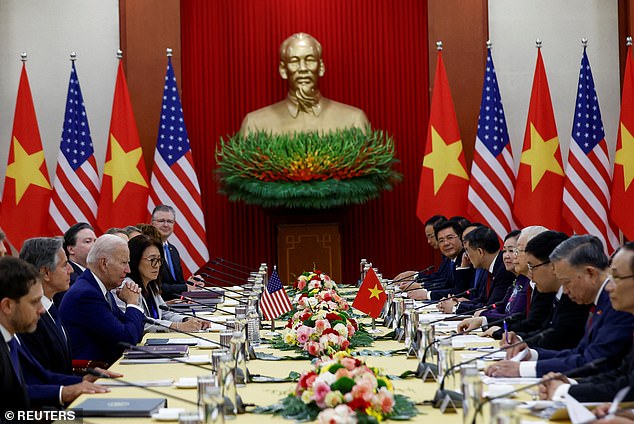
215, 128, 401, 209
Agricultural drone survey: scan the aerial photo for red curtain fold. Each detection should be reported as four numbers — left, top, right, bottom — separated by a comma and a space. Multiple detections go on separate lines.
180, 0, 431, 282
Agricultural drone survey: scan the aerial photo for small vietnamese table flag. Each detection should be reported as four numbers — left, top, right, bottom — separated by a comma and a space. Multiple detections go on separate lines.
353, 268, 387, 319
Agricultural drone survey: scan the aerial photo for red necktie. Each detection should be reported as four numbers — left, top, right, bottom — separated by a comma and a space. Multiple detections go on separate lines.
486, 272, 493, 298
586, 305, 596, 332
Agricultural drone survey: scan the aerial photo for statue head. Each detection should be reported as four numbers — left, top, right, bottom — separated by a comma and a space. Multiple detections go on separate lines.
279, 33, 325, 109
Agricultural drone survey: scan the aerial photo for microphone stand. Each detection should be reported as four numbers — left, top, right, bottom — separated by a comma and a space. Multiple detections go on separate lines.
180, 296, 238, 316
188, 280, 249, 304
470, 357, 608, 424
432, 328, 555, 409
214, 257, 254, 273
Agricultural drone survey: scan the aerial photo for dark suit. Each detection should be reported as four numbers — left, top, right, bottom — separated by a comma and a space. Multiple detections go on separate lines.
497, 288, 555, 337
18, 304, 72, 375
159, 241, 187, 300
53, 261, 84, 307
534, 287, 634, 377
0, 339, 29, 413
59, 269, 145, 365
456, 252, 515, 313
428, 257, 471, 301
528, 292, 590, 350
15, 336, 81, 408
568, 343, 634, 402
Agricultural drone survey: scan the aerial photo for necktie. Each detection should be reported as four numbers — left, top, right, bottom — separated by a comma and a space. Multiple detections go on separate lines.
47, 303, 67, 342
485, 272, 493, 298
525, 283, 533, 315
105, 292, 115, 311
163, 243, 176, 280
146, 295, 159, 319
8, 338, 24, 383
586, 304, 596, 332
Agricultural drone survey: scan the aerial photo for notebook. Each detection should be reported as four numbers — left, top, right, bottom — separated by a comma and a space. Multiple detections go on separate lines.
73, 398, 166, 417
122, 344, 189, 359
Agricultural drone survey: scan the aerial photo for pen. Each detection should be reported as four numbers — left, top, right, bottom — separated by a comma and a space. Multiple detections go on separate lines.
503, 320, 509, 344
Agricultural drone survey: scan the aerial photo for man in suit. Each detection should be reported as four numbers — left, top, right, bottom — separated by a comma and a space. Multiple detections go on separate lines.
0, 257, 107, 412
539, 242, 634, 403
18, 237, 73, 374
59, 234, 145, 365
53, 222, 96, 307
151, 204, 201, 300
486, 235, 634, 378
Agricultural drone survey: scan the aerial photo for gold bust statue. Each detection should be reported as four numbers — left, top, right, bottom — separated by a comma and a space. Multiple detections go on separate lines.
239, 33, 370, 135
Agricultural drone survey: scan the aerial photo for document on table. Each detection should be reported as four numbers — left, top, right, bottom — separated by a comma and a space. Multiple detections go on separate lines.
481, 376, 542, 385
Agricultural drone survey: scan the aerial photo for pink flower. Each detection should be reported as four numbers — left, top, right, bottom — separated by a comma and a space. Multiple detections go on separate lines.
296, 325, 314, 345
313, 380, 331, 407
340, 357, 357, 371
297, 279, 307, 290
309, 280, 322, 290
307, 341, 321, 356
346, 323, 356, 337
334, 367, 351, 379
377, 388, 394, 413
340, 339, 350, 350
315, 319, 331, 334
351, 379, 374, 402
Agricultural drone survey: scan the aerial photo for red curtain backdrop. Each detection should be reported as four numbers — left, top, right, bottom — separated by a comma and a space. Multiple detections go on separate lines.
180, 0, 430, 282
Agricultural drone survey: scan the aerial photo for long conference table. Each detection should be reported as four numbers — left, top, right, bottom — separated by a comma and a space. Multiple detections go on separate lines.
63, 287, 550, 424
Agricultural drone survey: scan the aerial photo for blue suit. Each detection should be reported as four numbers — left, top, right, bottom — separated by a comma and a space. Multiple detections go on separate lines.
15, 336, 81, 408
534, 287, 634, 377
59, 269, 145, 365
457, 252, 515, 313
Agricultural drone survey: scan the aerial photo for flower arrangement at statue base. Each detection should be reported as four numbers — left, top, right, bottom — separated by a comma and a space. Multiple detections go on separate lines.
271, 271, 374, 357
215, 128, 401, 209
254, 352, 418, 423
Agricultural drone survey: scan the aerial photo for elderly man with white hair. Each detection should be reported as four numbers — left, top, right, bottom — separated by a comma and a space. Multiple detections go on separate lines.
59, 235, 145, 366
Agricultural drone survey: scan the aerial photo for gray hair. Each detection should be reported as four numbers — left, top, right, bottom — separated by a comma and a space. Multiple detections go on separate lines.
549, 234, 608, 269
19, 237, 64, 272
519, 225, 548, 244
86, 234, 128, 266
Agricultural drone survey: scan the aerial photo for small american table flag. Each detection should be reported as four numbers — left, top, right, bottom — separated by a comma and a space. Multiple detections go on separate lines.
260, 268, 292, 320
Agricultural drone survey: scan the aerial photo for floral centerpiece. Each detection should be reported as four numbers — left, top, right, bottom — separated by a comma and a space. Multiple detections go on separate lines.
274, 271, 373, 357
255, 352, 417, 423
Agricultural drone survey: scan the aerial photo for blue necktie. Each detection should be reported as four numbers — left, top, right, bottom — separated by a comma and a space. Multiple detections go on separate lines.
8, 338, 24, 383
163, 243, 176, 280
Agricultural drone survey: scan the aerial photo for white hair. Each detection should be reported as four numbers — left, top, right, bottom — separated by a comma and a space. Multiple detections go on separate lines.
86, 234, 127, 266
520, 225, 548, 244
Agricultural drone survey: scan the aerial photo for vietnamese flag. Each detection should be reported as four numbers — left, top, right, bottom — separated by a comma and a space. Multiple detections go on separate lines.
416, 46, 469, 223
513, 47, 566, 231
353, 268, 387, 318
0, 63, 52, 249
611, 41, 634, 239
96, 59, 149, 232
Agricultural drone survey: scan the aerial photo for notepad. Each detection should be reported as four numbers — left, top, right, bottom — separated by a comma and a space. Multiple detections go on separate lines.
73, 398, 166, 417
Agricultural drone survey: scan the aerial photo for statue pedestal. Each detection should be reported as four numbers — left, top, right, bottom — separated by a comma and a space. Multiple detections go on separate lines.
271, 210, 343, 284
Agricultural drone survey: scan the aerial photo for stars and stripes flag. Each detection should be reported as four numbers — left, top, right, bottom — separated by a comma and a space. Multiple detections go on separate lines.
468, 47, 516, 240
563, 45, 618, 253
49, 61, 100, 234
611, 39, 634, 240
260, 268, 292, 320
148, 55, 208, 276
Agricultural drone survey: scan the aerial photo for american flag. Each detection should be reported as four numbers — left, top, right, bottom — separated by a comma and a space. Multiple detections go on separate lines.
49, 61, 99, 233
260, 268, 292, 320
467, 48, 516, 239
148, 56, 208, 275
563, 47, 618, 253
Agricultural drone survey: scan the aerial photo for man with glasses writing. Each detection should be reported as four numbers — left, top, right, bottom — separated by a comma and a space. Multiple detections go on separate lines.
151, 205, 202, 300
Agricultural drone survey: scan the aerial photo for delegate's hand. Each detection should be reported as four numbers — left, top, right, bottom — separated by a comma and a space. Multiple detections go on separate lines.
187, 275, 205, 291
537, 372, 569, 400
457, 317, 484, 333
83, 367, 122, 383
394, 271, 418, 289
173, 318, 203, 332
407, 288, 428, 300
482, 325, 501, 337
62, 381, 109, 404
117, 280, 141, 305
502, 331, 526, 359
485, 360, 520, 377
437, 297, 457, 314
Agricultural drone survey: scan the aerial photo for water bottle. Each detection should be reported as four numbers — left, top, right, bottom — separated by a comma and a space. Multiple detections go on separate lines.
230, 330, 248, 387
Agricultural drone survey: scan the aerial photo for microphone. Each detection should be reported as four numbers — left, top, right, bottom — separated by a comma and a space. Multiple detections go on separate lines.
205, 267, 246, 283
470, 357, 608, 424
143, 317, 229, 349
85, 367, 198, 407
432, 328, 555, 408
412, 290, 471, 309
159, 305, 232, 328
202, 272, 249, 289
420, 310, 522, 365
214, 257, 254, 272
391, 266, 435, 285
210, 260, 252, 276
189, 278, 249, 302
180, 295, 237, 316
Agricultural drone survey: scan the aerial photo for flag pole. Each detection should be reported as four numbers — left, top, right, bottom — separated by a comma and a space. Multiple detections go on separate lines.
20, 52, 27, 62
70, 52, 76, 62
117, 48, 123, 60
166, 47, 173, 57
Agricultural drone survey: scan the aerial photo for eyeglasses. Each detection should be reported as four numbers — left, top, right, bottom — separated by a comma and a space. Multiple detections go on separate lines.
512, 248, 525, 255
152, 219, 175, 225
142, 256, 163, 267
437, 234, 459, 244
527, 261, 550, 272
608, 273, 634, 283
